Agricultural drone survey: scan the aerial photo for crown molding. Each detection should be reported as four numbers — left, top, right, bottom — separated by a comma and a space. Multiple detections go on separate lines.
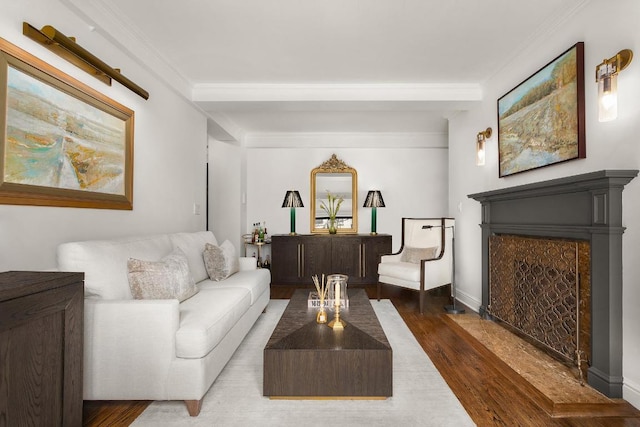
192, 83, 482, 103
244, 132, 447, 149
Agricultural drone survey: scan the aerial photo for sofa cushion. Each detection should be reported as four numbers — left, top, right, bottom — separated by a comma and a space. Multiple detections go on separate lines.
127, 247, 199, 302
176, 287, 251, 358
203, 241, 239, 281
199, 268, 270, 305
401, 246, 439, 264
57, 234, 173, 300
169, 231, 218, 283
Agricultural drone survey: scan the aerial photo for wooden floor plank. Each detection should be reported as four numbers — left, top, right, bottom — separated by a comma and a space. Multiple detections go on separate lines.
82, 284, 640, 426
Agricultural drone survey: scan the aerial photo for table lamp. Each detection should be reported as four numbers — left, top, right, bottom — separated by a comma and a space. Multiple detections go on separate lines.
363, 190, 385, 235
282, 190, 304, 235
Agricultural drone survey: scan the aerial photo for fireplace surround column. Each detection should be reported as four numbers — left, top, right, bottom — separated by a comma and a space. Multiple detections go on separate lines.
469, 169, 637, 398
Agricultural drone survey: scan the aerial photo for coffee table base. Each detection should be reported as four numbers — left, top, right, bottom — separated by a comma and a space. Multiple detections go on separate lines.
264, 345, 392, 398
264, 290, 392, 399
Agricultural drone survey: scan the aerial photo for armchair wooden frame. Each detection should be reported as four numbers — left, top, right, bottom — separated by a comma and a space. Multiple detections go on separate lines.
377, 217, 454, 314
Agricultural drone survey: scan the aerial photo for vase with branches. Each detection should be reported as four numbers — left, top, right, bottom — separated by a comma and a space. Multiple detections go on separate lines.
320, 191, 343, 234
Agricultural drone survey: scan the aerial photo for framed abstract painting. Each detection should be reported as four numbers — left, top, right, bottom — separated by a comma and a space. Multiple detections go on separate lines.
497, 42, 585, 177
0, 37, 134, 209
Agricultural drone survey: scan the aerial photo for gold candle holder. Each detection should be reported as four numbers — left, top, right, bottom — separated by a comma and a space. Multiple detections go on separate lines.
328, 299, 346, 330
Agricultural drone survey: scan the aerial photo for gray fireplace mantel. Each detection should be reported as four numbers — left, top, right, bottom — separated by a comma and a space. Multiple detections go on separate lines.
468, 169, 638, 398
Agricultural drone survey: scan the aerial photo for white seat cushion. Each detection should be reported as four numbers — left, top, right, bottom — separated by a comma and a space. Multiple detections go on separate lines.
378, 261, 420, 283
176, 287, 251, 358
199, 269, 270, 305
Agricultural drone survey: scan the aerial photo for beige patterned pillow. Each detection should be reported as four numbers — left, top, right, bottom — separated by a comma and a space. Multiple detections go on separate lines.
127, 247, 198, 302
203, 240, 239, 281
401, 246, 439, 264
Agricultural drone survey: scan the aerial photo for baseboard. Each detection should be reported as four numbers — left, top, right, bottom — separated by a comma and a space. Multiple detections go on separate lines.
454, 288, 480, 312
624, 378, 640, 410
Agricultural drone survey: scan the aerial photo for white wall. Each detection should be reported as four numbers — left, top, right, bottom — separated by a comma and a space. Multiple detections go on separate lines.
208, 137, 243, 252
0, 0, 208, 271
242, 143, 449, 253
448, 0, 640, 408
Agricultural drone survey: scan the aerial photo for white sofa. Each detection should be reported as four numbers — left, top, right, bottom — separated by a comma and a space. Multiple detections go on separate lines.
57, 231, 270, 416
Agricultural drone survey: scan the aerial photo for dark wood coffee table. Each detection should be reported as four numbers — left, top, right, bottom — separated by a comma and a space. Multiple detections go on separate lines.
263, 288, 392, 398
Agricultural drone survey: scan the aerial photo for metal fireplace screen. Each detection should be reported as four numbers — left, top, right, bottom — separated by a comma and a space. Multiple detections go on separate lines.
489, 235, 590, 368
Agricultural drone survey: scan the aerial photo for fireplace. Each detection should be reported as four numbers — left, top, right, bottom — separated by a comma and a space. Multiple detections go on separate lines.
488, 234, 591, 380
469, 170, 637, 398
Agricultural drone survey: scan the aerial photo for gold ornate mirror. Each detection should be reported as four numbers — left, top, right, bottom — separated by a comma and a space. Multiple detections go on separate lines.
310, 154, 358, 234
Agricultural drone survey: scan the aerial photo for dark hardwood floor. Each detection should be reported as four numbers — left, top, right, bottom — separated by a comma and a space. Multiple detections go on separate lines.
83, 284, 640, 426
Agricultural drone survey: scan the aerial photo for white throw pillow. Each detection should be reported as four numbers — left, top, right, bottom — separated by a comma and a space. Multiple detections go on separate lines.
401, 246, 439, 264
203, 240, 240, 281
127, 247, 198, 302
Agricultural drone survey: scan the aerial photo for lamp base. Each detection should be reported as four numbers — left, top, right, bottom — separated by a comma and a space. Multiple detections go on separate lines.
289, 232, 297, 235
444, 304, 465, 314
369, 231, 378, 235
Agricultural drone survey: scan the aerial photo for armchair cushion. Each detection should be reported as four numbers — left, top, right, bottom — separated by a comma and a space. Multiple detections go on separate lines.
127, 247, 198, 302
378, 261, 421, 283
401, 246, 438, 264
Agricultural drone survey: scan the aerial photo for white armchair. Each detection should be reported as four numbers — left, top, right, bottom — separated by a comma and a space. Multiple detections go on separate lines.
377, 218, 454, 314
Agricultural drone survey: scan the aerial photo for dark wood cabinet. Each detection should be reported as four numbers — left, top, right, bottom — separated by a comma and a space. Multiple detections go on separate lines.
0, 271, 84, 427
271, 234, 391, 285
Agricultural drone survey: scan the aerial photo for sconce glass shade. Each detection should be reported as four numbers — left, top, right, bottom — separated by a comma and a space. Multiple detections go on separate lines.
475, 127, 491, 166
282, 190, 303, 235
476, 135, 486, 166
595, 49, 633, 122
598, 73, 618, 122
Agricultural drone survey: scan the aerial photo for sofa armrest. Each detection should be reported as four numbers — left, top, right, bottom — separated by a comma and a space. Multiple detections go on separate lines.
239, 256, 258, 271
83, 299, 180, 399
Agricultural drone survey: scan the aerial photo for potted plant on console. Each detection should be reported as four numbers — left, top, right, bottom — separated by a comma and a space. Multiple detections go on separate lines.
321, 191, 343, 234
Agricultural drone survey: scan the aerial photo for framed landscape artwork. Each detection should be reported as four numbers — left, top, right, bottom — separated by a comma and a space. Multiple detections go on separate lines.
0, 37, 134, 209
497, 42, 585, 177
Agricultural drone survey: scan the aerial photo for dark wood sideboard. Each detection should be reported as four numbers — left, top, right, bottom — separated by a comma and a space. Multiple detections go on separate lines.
0, 271, 84, 426
270, 234, 392, 285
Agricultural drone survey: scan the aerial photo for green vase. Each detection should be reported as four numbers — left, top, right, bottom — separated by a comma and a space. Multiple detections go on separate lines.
328, 217, 337, 234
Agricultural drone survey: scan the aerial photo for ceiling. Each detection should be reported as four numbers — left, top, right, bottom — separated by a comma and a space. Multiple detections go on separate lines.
65, 0, 587, 140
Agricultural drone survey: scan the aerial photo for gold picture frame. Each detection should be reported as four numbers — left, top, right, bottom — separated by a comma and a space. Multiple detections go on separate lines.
0, 37, 134, 210
310, 154, 358, 234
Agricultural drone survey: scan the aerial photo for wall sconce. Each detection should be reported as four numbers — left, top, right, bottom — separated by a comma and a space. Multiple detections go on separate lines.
596, 49, 633, 122
23, 22, 150, 100
282, 190, 304, 235
363, 190, 385, 235
476, 127, 492, 166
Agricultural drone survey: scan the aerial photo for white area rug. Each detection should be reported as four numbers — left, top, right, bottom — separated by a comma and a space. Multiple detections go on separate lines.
132, 300, 475, 426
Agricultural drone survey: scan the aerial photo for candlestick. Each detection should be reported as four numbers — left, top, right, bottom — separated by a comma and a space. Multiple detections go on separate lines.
328, 292, 346, 330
